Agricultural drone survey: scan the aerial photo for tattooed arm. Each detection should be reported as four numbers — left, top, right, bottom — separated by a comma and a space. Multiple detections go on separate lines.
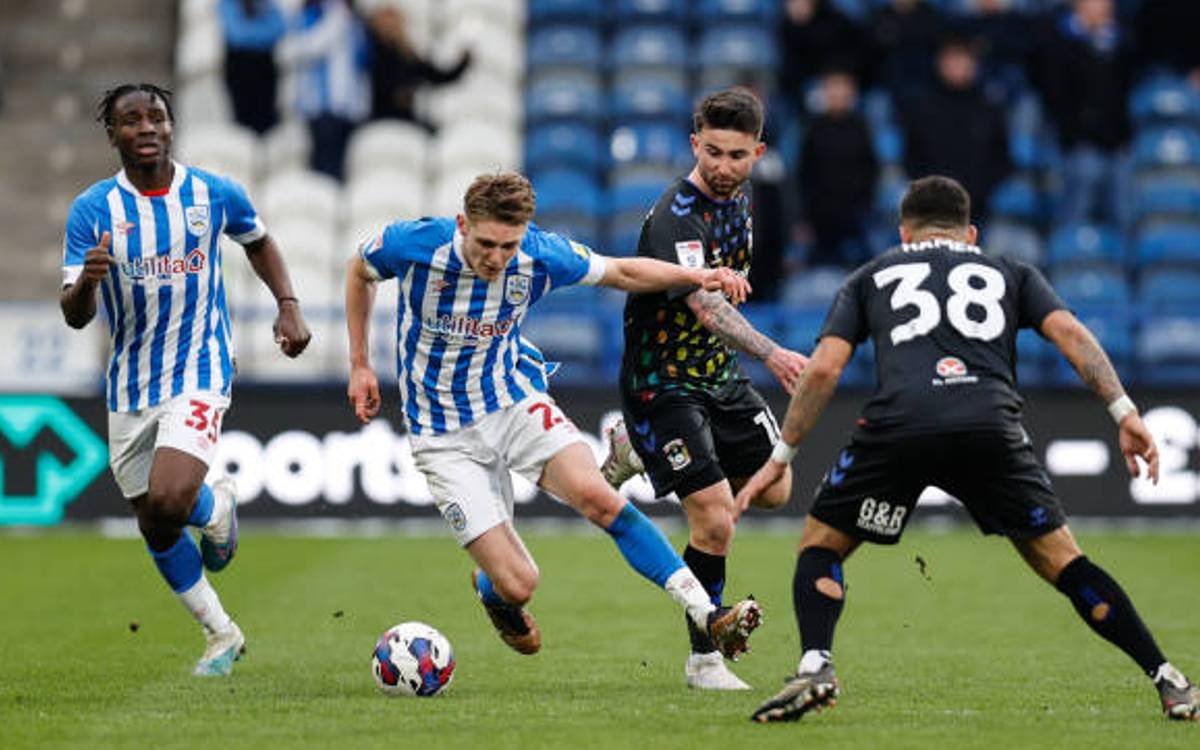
686, 288, 808, 392
1040, 309, 1159, 482
1040, 309, 1123, 403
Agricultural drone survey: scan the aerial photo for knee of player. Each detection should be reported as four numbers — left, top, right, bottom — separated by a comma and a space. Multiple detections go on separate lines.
692, 512, 734, 549
815, 576, 844, 601
141, 487, 189, 525
576, 484, 624, 527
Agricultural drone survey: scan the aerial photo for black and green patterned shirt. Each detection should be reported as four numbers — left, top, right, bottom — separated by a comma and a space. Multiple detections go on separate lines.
619, 177, 753, 399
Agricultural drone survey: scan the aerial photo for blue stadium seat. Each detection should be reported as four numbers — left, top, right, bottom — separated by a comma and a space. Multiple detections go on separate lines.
525, 71, 605, 125
608, 25, 688, 71
861, 88, 896, 130
1133, 171, 1200, 222
1136, 315, 1200, 385
692, 0, 774, 22
528, 0, 606, 26
1051, 268, 1133, 308
693, 26, 776, 71
530, 169, 603, 215
612, 0, 689, 22
1131, 126, 1200, 171
780, 309, 828, 352
1047, 223, 1125, 268
1129, 75, 1200, 125
535, 213, 602, 250
873, 124, 903, 165
525, 122, 604, 173
985, 220, 1043, 266
610, 71, 690, 121
527, 25, 604, 70
988, 176, 1043, 224
1138, 268, 1200, 313
873, 173, 907, 222
607, 211, 647, 255
520, 310, 607, 385
608, 122, 690, 169
780, 266, 846, 309
606, 177, 667, 215
1132, 222, 1200, 268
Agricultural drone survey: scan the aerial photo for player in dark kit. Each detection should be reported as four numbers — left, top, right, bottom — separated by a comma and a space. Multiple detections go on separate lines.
600, 88, 808, 690
735, 176, 1200, 722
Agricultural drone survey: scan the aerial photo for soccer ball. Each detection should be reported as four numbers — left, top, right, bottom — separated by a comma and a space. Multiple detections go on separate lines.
371, 621, 456, 697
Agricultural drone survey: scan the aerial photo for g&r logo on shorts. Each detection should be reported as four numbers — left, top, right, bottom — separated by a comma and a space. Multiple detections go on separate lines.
855, 497, 906, 537
441, 502, 468, 532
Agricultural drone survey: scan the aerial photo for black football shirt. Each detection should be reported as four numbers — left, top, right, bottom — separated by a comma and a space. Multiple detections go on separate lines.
620, 177, 753, 398
820, 239, 1066, 435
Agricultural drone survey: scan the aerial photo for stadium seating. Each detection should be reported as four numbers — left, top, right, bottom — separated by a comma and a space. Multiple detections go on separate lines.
692, 0, 774, 23
345, 121, 430, 183
986, 220, 1044, 266
1131, 126, 1200, 172
612, 0, 689, 23
259, 170, 343, 229
780, 266, 845, 309
526, 122, 605, 174
526, 70, 606, 124
693, 25, 776, 71
528, 24, 604, 70
1129, 75, 1200, 126
988, 175, 1043, 224
342, 171, 426, 231
1046, 223, 1125, 269
1138, 268, 1200, 313
530, 168, 604, 215
1132, 222, 1200, 268
608, 122, 692, 170
873, 124, 904, 166
608, 25, 688, 72
527, 0, 606, 26
1132, 171, 1200, 223
610, 70, 691, 121
261, 120, 312, 180
1051, 267, 1134, 308
174, 123, 260, 190
1136, 315, 1200, 385
434, 121, 521, 176
1050, 310, 1135, 385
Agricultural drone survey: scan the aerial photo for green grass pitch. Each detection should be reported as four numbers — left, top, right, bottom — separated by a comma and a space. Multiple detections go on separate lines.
2, 526, 1198, 749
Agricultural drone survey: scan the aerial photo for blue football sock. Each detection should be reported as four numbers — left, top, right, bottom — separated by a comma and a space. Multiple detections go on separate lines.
473, 569, 507, 608
604, 502, 684, 588
150, 533, 203, 593
187, 484, 214, 528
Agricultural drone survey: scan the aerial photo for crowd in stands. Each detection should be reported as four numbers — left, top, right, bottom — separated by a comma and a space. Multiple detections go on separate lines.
182, 0, 1200, 387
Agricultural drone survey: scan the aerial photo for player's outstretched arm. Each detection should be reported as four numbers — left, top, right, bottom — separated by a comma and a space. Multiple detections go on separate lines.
244, 234, 312, 357
686, 289, 808, 392
1040, 309, 1159, 483
733, 336, 853, 518
345, 255, 381, 424
61, 231, 116, 329
597, 255, 750, 302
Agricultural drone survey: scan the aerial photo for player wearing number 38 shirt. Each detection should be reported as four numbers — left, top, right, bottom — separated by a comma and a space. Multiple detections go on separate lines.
345, 171, 765, 664
736, 176, 1199, 723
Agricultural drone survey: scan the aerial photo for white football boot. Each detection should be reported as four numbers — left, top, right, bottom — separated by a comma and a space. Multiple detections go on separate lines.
200, 477, 238, 572
193, 621, 245, 677
686, 651, 752, 690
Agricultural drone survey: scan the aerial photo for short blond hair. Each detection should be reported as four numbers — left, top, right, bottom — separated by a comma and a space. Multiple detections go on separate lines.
463, 172, 536, 225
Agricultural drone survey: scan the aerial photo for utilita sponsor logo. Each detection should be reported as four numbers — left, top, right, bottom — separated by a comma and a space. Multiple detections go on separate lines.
424, 314, 515, 340
122, 249, 206, 280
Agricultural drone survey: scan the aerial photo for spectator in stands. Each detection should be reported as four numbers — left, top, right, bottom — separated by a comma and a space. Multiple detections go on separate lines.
1033, 0, 1134, 228
276, 0, 369, 181
1134, 0, 1200, 85
901, 36, 1009, 224
776, 0, 865, 107
364, 5, 471, 132
955, 0, 1034, 105
798, 70, 878, 267
218, 0, 287, 134
868, 0, 946, 102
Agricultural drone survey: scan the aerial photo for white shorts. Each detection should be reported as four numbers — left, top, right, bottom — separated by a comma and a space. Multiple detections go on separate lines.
410, 394, 585, 546
107, 392, 230, 499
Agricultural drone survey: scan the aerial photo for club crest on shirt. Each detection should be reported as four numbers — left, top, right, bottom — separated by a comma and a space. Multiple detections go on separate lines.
674, 240, 704, 269
505, 274, 530, 305
663, 438, 691, 471
440, 502, 468, 532
185, 205, 210, 237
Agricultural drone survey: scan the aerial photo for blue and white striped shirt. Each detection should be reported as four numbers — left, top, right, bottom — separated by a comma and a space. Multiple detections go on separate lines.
62, 163, 266, 412
361, 217, 606, 435
280, 0, 370, 121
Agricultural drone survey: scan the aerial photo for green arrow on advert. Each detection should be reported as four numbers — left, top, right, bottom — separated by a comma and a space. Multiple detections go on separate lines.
0, 395, 107, 526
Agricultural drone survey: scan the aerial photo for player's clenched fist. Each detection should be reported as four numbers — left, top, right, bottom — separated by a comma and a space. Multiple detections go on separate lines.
698, 266, 752, 305
348, 364, 381, 424
273, 301, 312, 358
82, 231, 118, 283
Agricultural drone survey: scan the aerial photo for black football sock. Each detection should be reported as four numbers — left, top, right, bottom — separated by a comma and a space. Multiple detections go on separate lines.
794, 546, 846, 653
683, 544, 725, 654
1055, 556, 1166, 677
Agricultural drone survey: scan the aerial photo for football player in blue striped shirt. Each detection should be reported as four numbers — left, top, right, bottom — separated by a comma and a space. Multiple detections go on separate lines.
345, 172, 764, 661
60, 84, 311, 676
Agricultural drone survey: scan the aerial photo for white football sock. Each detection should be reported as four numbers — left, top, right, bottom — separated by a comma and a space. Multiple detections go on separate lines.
798, 649, 833, 674
665, 567, 716, 631
177, 576, 233, 635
